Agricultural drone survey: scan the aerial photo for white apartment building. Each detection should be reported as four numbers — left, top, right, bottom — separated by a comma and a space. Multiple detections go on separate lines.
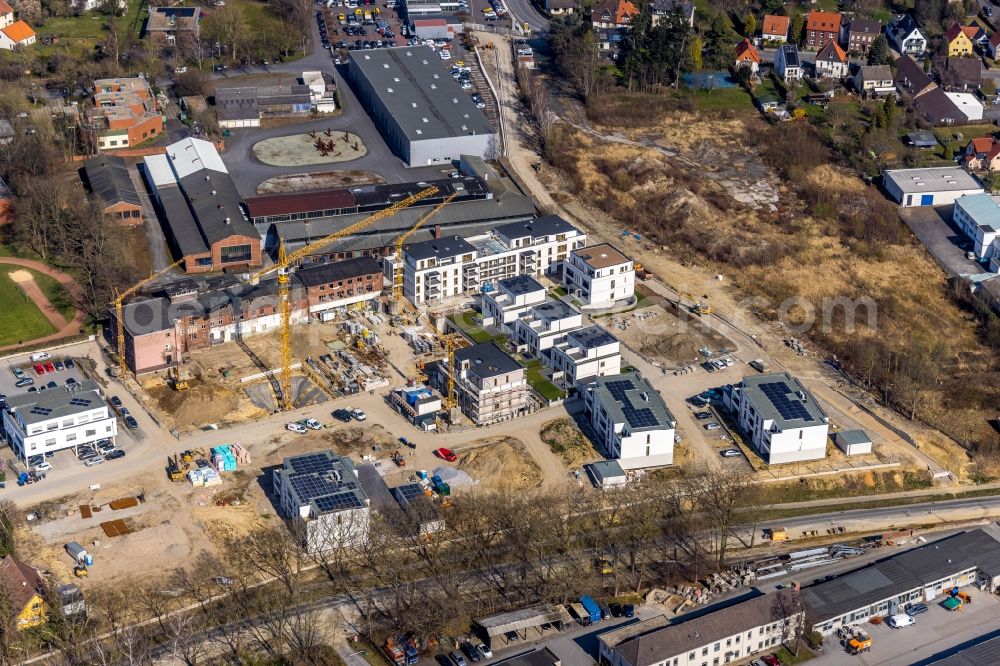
482, 275, 547, 332
272, 451, 371, 553
446, 341, 530, 425
723, 372, 830, 465
953, 193, 1000, 269
392, 215, 587, 306
514, 299, 583, 355
550, 325, 622, 386
585, 372, 675, 469
599, 592, 804, 666
3, 381, 118, 463
564, 243, 635, 308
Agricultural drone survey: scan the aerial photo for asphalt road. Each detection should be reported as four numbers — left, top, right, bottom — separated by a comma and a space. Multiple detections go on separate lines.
502, 0, 549, 33
899, 205, 987, 277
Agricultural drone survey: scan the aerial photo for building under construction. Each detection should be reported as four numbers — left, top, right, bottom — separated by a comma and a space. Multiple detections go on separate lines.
433, 341, 531, 426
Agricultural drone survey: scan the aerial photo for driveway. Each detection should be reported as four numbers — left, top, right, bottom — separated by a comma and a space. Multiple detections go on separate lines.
900, 205, 986, 277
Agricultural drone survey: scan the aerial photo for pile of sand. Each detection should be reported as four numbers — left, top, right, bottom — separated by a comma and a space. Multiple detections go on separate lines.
540, 418, 602, 469
149, 381, 266, 428
458, 437, 542, 491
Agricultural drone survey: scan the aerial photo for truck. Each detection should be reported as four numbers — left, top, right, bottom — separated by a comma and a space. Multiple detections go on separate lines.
381, 638, 406, 666
749, 359, 769, 373
579, 595, 602, 624
844, 627, 871, 655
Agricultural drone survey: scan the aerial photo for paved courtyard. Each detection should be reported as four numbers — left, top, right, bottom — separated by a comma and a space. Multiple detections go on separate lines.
900, 205, 985, 277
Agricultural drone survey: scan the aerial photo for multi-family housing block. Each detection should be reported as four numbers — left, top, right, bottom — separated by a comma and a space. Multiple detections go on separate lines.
585, 372, 675, 469
563, 243, 635, 307
444, 341, 530, 425
86, 77, 163, 151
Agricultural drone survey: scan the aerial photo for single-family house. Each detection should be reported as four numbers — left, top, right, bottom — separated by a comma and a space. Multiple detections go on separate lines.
775, 44, 802, 83
964, 136, 1000, 171
0, 556, 47, 630
841, 18, 881, 55
591, 0, 638, 29
761, 14, 790, 44
989, 31, 1000, 59
0, 1, 35, 51
962, 24, 987, 47
888, 14, 926, 56
545, 0, 578, 14
734, 38, 761, 74
815, 40, 848, 78
939, 56, 982, 91
852, 65, 895, 99
650, 0, 694, 27
805, 10, 842, 49
894, 54, 936, 99
945, 22, 974, 57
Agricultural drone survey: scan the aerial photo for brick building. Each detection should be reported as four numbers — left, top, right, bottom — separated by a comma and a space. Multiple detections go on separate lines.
86, 77, 163, 151
805, 11, 842, 49
82, 156, 143, 225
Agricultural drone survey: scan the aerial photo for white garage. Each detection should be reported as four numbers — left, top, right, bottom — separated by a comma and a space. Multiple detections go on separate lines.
883, 167, 984, 207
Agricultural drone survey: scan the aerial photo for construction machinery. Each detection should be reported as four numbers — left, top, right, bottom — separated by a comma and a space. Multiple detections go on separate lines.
114, 258, 185, 377
169, 366, 189, 391
691, 301, 712, 316
841, 626, 871, 655
244, 186, 439, 410
391, 191, 458, 312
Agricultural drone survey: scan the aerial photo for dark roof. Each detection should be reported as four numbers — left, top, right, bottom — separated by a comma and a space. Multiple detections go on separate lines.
492, 649, 561, 666
177, 170, 257, 246
928, 635, 1000, 666
455, 341, 521, 378
740, 372, 828, 429
6, 380, 104, 425
835, 429, 871, 446
83, 156, 141, 208
906, 130, 939, 147
916, 87, 967, 125
405, 234, 476, 261
649, 0, 693, 15
779, 44, 800, 67
154, 185, 210, 257
590, 372, 675, 432
943, 56, 983, 88
0, 556, 44, 614
614, 592, 802, 666
495, 214, 578, 241
498, 274, 544, 296
244, 190, 358, 219
803, 529, 1000, 622
256, 84, 311, 107
857, 65, 893, 82
847, 18, 881, 35
296, 257, 382, 287
894, 55, 934, 97
816, 40, 847, 63
215, 87, 259, 121
569, 325, 617, 350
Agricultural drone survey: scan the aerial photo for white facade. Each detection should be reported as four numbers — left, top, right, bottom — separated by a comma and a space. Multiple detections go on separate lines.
550, 326, 621, 386
946, 92, 984, 122
953, 193, 1000, 264
775, 44, 802, 83
514, 300, 583, 355
816, 55, 848, 79
564, 244, 635, 307
723, 372, 830, 465
883, 167, 984, 207
481, 275, 547, 331
3, 386, 118, 463
396, 217, 586, 306
585, 373, 675, 469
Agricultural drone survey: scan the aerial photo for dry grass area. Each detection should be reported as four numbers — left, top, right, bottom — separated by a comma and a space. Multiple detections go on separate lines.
457, 436, 542, 490
548, 109, 1000, 454
604, 302, 733, 366
540, 418, 602, 469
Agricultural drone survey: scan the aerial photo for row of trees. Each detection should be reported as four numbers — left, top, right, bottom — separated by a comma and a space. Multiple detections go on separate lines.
0, 472, 764, 664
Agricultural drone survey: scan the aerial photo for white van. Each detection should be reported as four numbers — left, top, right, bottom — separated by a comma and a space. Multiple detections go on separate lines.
30, 352, 51, 362
888, 614, 915, 628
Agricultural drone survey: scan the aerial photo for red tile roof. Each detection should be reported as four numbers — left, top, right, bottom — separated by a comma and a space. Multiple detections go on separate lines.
0, 1, 14, 14
734, 38, 761, 64
762, 14, 790, 37
1, 20, 35, 43
0, 556, 43, 614
806, 10, 842, 33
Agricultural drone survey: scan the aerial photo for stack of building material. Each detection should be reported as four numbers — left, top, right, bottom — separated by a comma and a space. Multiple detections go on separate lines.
188, 467, 222, 487
211, 445, 238, 472
231, 443, 252, 465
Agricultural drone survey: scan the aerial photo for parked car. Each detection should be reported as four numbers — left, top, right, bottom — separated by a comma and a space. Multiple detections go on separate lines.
46, 381, 57, 389
15, 377, 33, 388
84, 456, 105, 467
450, 651, 467, 666
720, 449, 741, 458
33, 364, 45, 375
54, 361, 64, 371
888, 614, 915, 628
333, 408, 352, 422
33, 461, 52, 472
64, 358, 74, 368
907, 603, 929, 615
503, 631, 519, 643
11, 367, 24, 378
460, 643, 480, 664
66, 377, 78, 387
44, 363, 55, 373
704, 422, 720, 431
110, 396, 122, 408
476, 644, 492, 659
303, 418, 322, 430
106, 449, 126, 460
286, 422, 307, 434
351, 408, 367, 421
761, 657, 781, 666
124, 416, 138, 430
29, 352, 51, 362
694, 411, 712, 420
434, 448, 458, 462
609, 602, 623, 617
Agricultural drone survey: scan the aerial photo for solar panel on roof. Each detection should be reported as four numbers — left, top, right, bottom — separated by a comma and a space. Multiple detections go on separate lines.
314, 492, 365, 512
29, 407, 52, 416
759, 381, 814, 422
69, 398, 92, 407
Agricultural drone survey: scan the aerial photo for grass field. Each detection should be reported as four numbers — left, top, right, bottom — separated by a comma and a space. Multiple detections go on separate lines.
523, 358, 565, 401
0, 269, 57, 347
692, 86, 753, 112
29, 270, 76, 322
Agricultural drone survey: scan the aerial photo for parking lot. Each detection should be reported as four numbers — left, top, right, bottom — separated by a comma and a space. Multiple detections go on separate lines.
900, 205, 985, 278
812, 586, 1000, 666
0, 353, 87, 399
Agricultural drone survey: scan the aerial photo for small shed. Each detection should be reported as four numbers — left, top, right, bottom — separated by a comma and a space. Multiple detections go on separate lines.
834, 429, 872, 456
473, 604, 572, 648
906, 130, 939, 149
587, 460, 626, 489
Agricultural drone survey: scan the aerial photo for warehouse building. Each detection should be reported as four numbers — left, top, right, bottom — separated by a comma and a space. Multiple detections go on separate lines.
803, 528, 1000, 635
883, 167, 983, 207
82, 155, 143, 225
347, 46, 497, 166
272, 451, 370, 553
142, 138, 261, 273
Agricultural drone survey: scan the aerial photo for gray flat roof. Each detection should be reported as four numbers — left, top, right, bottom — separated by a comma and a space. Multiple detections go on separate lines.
495, 214, 578, 242
590, 372, 675, 432
455, 341, 521, 378
927, 635, 1000, 665
569, 325, 617, 350
529, 299, 578, 322
835, 429, 871, 446
405, 234, 476, 262
740, 372, 828, 430
349, 46, 494, 143
499, 274, 544, 296
883, 167, 983, 194
588, 459, 625, 478
803, 529, 1000, 622
6, 381, 104, 426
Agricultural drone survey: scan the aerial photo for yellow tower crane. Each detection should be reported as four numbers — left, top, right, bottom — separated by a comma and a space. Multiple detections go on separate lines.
445, 335, 457, 410
245, 185, 440, 410
114, 258, 185, 377
393, 191, 459, 309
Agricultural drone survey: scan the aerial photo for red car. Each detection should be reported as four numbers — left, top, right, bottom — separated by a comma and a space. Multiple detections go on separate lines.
44, 362, 55, 373
434, 448, 458, 462
762, 656, 781, 666
33, 364, 45, 375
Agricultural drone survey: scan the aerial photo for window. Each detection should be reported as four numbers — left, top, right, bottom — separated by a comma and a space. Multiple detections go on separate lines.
45, 438, 56, 446
67, 434, 76, 442
220, 244, 253, 264
714, 643, 720, 652
196, 257, 213, 267
86, 429, 96, 437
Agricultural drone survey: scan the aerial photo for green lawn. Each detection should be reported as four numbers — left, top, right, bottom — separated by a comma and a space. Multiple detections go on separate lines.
523, 358, 565, 401
692, 85, 753, 112
448, 311, 494, 344
774, 646, 815, 664
0, 269, 57, 347
30, 270, 76, 322
550, 285, 568, 298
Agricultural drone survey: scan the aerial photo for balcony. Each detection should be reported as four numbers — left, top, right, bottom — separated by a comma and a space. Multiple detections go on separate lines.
426, 272, 441, 284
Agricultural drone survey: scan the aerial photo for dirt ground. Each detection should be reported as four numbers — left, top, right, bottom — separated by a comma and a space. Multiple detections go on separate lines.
255, 170, 385, 194
539, 418, 602, 469
252, 130, 367, 166
602, 301, 733, 367
456, 436, 542, 491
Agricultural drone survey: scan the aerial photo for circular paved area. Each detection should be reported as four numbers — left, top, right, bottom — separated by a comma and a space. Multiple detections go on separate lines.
252, 130, 367, 167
